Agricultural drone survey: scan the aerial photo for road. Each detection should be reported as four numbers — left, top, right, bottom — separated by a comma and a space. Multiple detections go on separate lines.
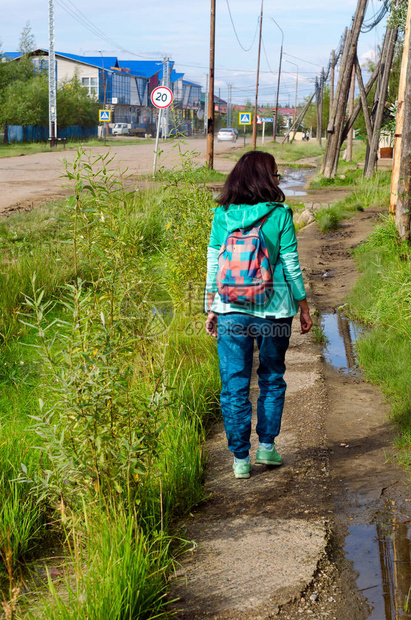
0, 137, 243, 216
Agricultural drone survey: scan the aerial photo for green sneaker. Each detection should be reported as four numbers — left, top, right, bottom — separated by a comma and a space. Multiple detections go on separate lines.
255, 445, 283, 466
233, 460, 252, 479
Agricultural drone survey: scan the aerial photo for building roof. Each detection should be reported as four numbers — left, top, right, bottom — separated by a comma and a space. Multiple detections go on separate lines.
278, 107, 296, 116
3, 52, 22, 60
119, 60, 164, 78
171, 71, 184, 82
183, 79, 201, 87
3, 50, 201, 90
56, 52, 120, 70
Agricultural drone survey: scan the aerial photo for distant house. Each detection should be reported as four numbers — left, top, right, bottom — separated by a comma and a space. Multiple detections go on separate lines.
277, 107, 297, 127
201, 93, 228, 114
4, 50, 202, 130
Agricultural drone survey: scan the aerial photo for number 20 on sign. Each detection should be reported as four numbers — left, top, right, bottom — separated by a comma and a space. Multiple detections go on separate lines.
151, 86, 173, 109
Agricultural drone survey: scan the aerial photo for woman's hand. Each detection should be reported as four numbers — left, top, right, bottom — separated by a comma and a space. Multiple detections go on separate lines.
298, 298, 313, 334
300, 308, 313, 334
205, 312, 218, 338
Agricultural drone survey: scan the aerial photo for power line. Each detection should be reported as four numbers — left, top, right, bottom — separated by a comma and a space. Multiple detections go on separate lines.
282, 52, 323, 68
361, 0, 390, 32
225, 0, 259, 52
55, 0, 155, 60
261, 36, 276, 76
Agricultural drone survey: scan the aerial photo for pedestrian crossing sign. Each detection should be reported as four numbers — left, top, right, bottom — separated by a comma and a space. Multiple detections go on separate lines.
99, 109, 111, 122
239, 113, 252, 125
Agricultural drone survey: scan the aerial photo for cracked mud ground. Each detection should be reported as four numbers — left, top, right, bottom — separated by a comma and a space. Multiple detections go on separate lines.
169, 207, 411, 620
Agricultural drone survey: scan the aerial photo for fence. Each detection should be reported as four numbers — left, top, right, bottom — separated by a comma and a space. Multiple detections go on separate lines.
7, 125, 98, 143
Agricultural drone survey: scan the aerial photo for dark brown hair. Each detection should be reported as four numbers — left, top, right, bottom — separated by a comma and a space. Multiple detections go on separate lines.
216, 150, 285, 207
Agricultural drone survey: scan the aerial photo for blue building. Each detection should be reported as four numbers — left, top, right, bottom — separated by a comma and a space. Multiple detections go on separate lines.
4, 50, 202, 133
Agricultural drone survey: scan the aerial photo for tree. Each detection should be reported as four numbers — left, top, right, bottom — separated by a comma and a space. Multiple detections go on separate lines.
18, 21, 36, 56
0, 53, 36, 95
0, 73, 99, 129
57, 78, 99, 128
0, 74, 48, 126
389, 0, 408, 30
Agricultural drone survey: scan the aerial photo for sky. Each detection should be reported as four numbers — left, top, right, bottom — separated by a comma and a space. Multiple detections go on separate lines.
1, 0, 387, 105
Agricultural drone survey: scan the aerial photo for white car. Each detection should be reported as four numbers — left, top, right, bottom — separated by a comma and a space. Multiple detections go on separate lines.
112, 123, 129, 136
217, 128, 238, 142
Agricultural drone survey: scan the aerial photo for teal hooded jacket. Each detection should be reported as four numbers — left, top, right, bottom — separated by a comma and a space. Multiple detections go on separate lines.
206, 201, 306, 318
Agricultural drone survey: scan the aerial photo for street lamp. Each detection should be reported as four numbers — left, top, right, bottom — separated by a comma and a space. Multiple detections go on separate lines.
284, 58, 299, 131
270, 17, 283, 142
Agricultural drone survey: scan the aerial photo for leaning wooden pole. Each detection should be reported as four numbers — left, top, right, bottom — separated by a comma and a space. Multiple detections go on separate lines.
394, 1, 411, 240
364, 25, 399, 178
282, 93, 315, 143
322, 27, 351, 173
345, 68, 356, 161
354, 56, 373, 147
340, 60, 380, 144
322, 0, 368, 178
390, 0, 411, 217
330, 49, 336, 113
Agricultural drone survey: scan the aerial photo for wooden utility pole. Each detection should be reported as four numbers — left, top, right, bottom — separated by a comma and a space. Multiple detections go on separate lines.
271, 18, 284, 141
330, 49, 335, 113
207, 0, 216, 170
346, 68, 356, 161
340, 60, 380, 144
354, 56, 373, 146
283, 92, 315, 143
252, 0, 264, 151
391, 0, 411, 219
322, 1, 368, 178
316, 77, 323, 147
364, 24, 399, 178
393, 0, 411, 240
293, 66, 299, 127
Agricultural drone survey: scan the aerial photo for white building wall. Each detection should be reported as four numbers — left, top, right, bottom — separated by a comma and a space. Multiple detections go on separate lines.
56, 57, 99, 86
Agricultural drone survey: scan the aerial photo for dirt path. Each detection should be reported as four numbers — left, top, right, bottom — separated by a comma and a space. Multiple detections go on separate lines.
169, 208, 411, 620
0, 137, 241, 217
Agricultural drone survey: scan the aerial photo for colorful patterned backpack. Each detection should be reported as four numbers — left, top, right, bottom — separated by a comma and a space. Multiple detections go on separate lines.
217, 216, 274, 306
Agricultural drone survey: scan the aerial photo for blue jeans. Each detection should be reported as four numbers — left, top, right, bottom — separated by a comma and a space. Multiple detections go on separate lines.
217, 313, 293, 460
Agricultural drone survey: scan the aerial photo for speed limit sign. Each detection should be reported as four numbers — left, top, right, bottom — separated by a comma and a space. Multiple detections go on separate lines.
151, 86, 173, 109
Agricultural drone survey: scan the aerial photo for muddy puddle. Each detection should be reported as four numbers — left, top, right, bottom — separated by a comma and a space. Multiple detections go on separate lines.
344, 505, 411, 619
280, 166, 312, 197
322, 310, 411, 618
322, 310, 365, 374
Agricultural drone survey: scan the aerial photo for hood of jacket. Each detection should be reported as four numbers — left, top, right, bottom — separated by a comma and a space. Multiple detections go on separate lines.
214, 202, 287, 233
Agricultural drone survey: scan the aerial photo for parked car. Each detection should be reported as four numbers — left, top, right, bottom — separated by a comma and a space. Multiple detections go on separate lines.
217, 128, 238, 142
112, 123, 129, 136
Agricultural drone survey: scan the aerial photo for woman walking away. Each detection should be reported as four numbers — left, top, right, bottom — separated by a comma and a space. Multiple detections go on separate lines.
205, 151, 312, 479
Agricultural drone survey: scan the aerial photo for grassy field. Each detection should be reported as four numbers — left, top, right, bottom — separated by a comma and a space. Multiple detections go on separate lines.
228, 139, 325, 164
0, 146, 220, 617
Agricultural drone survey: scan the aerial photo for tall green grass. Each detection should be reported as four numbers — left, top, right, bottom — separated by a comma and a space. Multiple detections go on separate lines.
315, 172, 391, 232
0, 147, 220, 616
28, 509, 174, 620
348, 216, 411, 462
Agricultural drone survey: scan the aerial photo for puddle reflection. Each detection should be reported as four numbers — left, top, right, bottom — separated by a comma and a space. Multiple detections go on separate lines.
280, 167, 311, 197
345, 510, 411, 619
322, 311, 364, 374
